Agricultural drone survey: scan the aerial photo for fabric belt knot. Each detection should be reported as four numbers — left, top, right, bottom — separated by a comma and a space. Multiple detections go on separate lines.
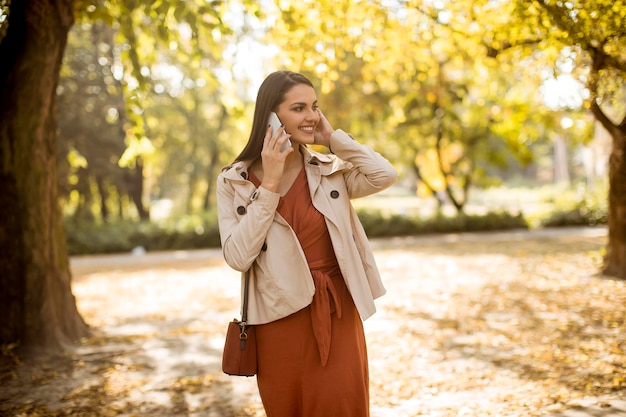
309, 262, 343, 367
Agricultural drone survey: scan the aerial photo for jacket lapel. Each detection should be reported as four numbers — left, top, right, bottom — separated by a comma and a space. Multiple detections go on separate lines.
302, 146, 349, 230
301, 146, 350, 184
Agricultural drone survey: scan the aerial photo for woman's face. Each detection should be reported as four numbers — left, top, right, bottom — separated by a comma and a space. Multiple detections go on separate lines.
275, 83, 319, 146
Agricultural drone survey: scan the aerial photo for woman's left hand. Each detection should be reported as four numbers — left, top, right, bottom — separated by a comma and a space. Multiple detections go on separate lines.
314, 109, 334, 148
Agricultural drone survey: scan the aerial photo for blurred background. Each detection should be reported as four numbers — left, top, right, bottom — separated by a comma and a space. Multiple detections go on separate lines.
53, 0, 623, 256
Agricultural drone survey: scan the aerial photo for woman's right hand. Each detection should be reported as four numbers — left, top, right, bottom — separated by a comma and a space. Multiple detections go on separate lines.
260, 125, 293, 193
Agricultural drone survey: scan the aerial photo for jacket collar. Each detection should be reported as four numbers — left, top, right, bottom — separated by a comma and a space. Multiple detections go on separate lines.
301, 145, 351, 199
300, 145, 351, 175
221, 160, 253, 184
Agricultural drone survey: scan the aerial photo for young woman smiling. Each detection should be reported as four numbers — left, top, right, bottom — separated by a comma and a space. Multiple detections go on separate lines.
217, 70, 397, 416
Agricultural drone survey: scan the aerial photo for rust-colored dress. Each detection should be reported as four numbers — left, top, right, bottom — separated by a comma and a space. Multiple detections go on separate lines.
249, 168, 369, 417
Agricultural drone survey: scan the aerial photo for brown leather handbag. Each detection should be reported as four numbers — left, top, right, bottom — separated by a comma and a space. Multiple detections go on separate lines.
222, 270, 257, 377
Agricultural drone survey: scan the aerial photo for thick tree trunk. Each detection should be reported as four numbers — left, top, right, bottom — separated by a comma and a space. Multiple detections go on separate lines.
588, 60, 626, 279
581, 34, 626, 279
602, 125, 626, 279
0, 0, 89, 353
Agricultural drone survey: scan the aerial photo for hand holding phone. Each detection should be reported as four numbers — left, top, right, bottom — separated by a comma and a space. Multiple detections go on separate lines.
268, 112, 292, 152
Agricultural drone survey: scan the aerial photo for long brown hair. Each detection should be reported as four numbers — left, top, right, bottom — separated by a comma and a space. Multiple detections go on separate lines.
232, 71, 314, 164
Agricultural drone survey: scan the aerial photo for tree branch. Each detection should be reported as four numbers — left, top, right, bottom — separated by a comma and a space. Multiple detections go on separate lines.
411, 1, 542, 59
534, 0, 626, 72
484, 39, 542, 58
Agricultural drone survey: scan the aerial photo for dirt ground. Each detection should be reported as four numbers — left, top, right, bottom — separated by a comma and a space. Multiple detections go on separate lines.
1, 226, 625, 417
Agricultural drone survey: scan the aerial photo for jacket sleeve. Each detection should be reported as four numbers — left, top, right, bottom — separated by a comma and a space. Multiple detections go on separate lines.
329, 129, 398, 199
216, 174, 280, 272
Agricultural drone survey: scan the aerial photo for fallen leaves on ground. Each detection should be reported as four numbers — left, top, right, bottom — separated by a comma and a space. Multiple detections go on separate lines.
1, 228, 624, 417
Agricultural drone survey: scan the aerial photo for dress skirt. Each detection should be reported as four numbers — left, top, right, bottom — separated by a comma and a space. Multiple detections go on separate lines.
249, 168, 369, 417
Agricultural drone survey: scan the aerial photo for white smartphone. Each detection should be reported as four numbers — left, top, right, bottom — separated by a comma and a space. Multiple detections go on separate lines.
268, 112, 292, 152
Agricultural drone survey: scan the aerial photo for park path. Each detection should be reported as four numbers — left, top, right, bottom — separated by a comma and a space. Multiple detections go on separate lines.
2, 226, 624, 417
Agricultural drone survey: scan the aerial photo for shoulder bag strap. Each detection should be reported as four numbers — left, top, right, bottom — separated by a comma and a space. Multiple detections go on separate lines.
241, 270, 250, 325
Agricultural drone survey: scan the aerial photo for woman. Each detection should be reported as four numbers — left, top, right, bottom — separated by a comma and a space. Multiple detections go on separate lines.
217, 70, 397, 416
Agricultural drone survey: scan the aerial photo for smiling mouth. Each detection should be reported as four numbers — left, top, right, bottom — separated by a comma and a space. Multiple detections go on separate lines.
299, 126, 315, 133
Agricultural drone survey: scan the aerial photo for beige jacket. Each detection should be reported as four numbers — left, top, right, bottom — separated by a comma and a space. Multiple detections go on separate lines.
216, 129, 398, 325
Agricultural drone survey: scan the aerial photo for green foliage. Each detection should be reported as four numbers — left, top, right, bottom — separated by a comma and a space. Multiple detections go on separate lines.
540, 188, 609, 227
65, 212, 221, 255
57, 22, 136, 222
66, 209, 528, 255
357, 209, 529, 238
507, 180, 609, 228
59, 1, 260, 220
66, 187, 609, 255
56, 0, 619, 237
268, 0, 575, 214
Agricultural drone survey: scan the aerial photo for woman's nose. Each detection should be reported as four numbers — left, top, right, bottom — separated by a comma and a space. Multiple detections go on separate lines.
305, 108, 318, 121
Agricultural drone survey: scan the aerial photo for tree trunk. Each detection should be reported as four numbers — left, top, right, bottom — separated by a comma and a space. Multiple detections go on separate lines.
596, 114, 626, 279
127, 157, 149, 220
604, 136, 626, 279
202, 104, 227, 211
0, 0, 89, 353
95, 175, 110, 222
202, 149, 220, 211
412, 161, 445, 209
589, 76, 626, 279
